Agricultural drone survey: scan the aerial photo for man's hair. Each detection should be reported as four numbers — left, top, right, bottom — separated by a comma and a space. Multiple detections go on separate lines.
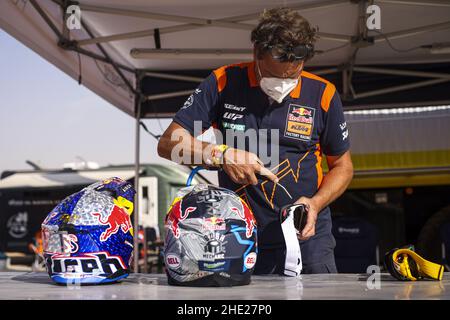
251, 7, 317, 61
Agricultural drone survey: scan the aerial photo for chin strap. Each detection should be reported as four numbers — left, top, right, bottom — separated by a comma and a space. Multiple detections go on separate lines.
280, 205, 305, 277
385, 245, 444, 281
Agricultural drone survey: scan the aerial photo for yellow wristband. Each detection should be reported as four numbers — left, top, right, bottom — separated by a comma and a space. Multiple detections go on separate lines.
211, 144, 229, 166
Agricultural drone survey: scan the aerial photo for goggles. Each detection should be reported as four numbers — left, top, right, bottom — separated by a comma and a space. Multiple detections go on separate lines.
385, 245, 444, 281
259, 43, 314, 62
280, 204, 308, 233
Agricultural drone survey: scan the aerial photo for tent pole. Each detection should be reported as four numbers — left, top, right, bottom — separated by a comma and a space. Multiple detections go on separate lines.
77, 0, 348, 43
143, 72, 203, 83
343, 69, 350, 99
80, 3, 253, 30
344, 99, 450, 111
313, 68, 339, 76
29, 0, 63, 41
80, 20, 136, 95
378, 0, 450, 7
77, 28, 349, 46
353, 67, 450, 79
353, 78, 450, 99
146, 90, 196, 101
133, 88, 142, 273
373, 21, 450, 42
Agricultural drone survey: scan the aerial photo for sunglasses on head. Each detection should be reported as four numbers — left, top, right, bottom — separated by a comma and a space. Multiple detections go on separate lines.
260, 43, 313, 62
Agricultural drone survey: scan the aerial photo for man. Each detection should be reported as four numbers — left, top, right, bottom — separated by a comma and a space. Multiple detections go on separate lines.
158, 7, 353, 274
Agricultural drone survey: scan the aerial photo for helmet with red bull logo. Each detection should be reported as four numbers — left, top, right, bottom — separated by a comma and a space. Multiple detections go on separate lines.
164, 184, 258, 286
41, 177, 135, 285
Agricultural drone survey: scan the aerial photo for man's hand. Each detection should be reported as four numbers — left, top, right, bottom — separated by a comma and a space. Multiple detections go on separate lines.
294, 196, 319, 241
222, 148, 279, 185
294, 151, 353, 241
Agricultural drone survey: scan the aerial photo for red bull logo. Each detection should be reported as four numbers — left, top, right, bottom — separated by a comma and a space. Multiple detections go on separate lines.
166, 200, 197, 239
292, 107, 312, 117
93, 205, 133, 242
202, 216, 226, 231
231, 204, 256, 238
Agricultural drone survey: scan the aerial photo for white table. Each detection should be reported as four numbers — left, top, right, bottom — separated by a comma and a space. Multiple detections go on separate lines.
0, 272, 449, 300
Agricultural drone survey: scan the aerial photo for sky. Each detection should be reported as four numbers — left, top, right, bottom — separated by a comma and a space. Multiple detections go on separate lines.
0, 29, 175, 174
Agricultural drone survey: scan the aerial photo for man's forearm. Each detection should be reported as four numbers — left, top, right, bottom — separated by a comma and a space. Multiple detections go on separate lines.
310, 164, 353, 212
158, 133, 210, 165
157, 123, 217, 166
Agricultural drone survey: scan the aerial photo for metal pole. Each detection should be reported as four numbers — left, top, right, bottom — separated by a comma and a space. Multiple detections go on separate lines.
344, 99, 450, 111
130, 48, 253, 60
343, 69, 349, 98
373, 21, 450, 42
78, 29, 350, 46
143, 71, 203, 83
79, 20, 137, 95
29, 0, 64, 41
317, 32, 352, 43
78, 29, 156, 46
68, 46, 135, 73
353, 78, 450, 99
353, 66, 450, 79
77, 0, 349, 45
80, 3, 254, 30
145, 89, 195, 101
143, 230, 148, 273
377, 0, 450, 7
313, 68, 339, 76
222, 0, 348, 22
133, 90, 142, 273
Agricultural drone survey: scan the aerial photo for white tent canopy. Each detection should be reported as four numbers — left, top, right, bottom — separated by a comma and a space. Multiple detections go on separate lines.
1, 0, 450, 117
0, 170, 136, 189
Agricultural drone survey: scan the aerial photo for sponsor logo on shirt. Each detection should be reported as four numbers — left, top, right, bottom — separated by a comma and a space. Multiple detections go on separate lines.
181, 89, 202, 109
223, 112, 243, 121
224, 103, 246, 112
222, 121, 245, 131
222, 103, 246, 131
284, 104, 315, 141
340, 121, 349, 141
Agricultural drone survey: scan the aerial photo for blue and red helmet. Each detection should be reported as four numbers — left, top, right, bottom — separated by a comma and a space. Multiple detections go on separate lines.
164, 184, 258, 286
41, 177, 135, 285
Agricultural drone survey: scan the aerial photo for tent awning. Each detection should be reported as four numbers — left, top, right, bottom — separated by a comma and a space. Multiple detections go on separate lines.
0, 170, 136, 189
1, 0, 450, 117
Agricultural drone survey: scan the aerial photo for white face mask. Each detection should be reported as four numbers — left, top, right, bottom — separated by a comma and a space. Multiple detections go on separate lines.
257, 62, 299, 103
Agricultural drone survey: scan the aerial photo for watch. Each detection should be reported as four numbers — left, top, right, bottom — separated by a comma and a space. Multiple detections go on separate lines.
211, 144, 230, 167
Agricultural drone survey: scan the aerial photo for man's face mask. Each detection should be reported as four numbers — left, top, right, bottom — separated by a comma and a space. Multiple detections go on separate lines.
257, 61, 301, 103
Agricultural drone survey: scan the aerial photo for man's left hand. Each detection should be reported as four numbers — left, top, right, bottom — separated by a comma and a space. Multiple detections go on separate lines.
294, 196, 320, 241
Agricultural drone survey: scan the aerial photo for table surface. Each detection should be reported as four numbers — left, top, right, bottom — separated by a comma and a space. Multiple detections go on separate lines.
0, 272, 449, 300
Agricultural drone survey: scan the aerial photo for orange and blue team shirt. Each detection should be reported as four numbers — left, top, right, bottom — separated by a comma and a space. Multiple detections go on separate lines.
173, 61, 350, 248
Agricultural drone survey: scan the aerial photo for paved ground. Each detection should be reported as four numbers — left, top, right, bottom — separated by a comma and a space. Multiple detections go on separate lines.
0, 272, 449, 300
